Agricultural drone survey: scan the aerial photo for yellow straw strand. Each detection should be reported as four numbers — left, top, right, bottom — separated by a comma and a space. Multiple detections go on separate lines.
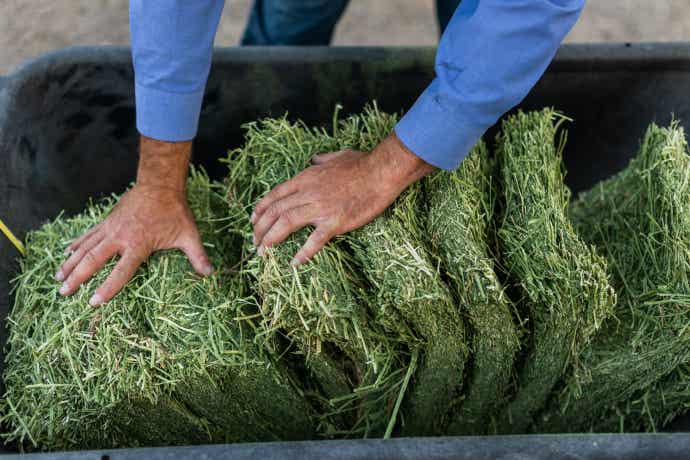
0, 218, 25, 256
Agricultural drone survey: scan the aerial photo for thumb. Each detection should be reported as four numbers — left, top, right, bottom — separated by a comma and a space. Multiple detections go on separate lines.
311, 150, 351, 165
180, 232, 214, 277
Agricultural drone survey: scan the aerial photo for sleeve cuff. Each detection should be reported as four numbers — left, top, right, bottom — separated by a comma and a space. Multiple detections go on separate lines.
135, 82, 204, 142
394, 82, 489, 171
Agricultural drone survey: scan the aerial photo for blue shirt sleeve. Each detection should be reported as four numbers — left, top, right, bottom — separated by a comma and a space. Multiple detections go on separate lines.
395, 0, 585, 170
129, 0, 225, 142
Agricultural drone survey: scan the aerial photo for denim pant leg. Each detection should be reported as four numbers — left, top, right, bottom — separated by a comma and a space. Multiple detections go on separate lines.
241, 0, 350, 45
436, 0, 462, 34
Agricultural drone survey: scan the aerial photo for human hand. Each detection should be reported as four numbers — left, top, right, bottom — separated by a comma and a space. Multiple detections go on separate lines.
251, 133, 435, 265
55, 136, 212, 306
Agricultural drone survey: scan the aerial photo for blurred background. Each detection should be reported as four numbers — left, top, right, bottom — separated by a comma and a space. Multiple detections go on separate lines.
1, 0, 689, 74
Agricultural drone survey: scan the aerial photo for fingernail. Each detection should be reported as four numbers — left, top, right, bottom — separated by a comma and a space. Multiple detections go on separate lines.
64, 248, 72, 256
59, 283, 69, 296
203, 265, 214, 276
290, 257, 300, 267
252, 235, 257, 246
89, 294, 103, 307
55, 270, 64, 282
251, 210, 257, 223
257, 246, 265, 256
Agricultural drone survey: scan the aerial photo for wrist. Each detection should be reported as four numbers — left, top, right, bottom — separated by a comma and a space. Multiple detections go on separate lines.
136, 135, 192, 192
369, 133, 436, 192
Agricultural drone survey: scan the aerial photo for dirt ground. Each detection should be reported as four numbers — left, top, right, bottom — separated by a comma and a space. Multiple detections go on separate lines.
1, 1, 690, 74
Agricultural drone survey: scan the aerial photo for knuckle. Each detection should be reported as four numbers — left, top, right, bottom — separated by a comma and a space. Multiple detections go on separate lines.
83, 249, 98, 265
62, 253, 77, 268
255, 198, 269, 213
304, 189, 320, 202
112, 262, 134, 281
312, 228, 331, 244
124, 238, 146, 254
100, 281, 116, 296
71, 247, 88, 263
266, 204, 283, 219
263, 231, 281, 247
303, 169, 318, 181
111, 267, 126, 281
302, 245, 319, 260
280, 211, 295, 228
274, 182, 289, 195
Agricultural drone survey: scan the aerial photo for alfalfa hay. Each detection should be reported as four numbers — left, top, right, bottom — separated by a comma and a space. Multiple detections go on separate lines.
495, 109, 616, 433
331, 111, 470, 436
538, 121, 690, 433
425, 141, 521, 435
224, 108, 416, 437
1, 168, 314, 450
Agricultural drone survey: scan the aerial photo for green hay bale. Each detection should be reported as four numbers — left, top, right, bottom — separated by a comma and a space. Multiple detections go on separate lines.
425, 142, 522, 435
327, 107, 470, 436
279, 106, 471, 436
226, 117, 360, 429
1, 168, 314, 450
538, 122, 690, 433
495, 109, 616, 433
224, 109, 415, 437
347, 181, 468, 436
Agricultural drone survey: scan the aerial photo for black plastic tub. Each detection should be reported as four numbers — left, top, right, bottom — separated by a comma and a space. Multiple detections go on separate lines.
2, 44, 690, 459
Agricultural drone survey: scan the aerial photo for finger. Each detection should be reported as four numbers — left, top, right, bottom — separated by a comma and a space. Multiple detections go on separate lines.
66, 223, 102, 254
251, 180, 299, 224
89, 252, 146, 307
179, 231, 214, 276
253, 194, 310, 247
56, 231, 105, 282
291, 226, 335, 266
311, 150, 350, 165
59, 239, 118, 296
259, 205, 314, 250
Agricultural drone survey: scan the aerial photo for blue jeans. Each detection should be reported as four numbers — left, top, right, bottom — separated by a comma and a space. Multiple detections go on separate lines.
241, 0, 462, 45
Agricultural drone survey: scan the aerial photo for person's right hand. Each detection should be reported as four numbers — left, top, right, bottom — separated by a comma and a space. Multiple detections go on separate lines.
55, 136, 213, 307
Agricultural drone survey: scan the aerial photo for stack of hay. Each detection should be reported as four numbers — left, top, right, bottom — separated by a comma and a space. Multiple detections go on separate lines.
425, 141, 521, 435
224, 109, 419, 437
537, 121, 690, 433
334, 109, 471, 436
5, 105, 690, 451
494, 110, 616, 433
1, 169, 314, 450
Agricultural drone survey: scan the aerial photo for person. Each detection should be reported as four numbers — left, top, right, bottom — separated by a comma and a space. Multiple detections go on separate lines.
55, 0, 585, 306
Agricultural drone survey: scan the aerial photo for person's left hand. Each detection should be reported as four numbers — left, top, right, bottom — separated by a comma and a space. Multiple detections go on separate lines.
251, 133, 435, 265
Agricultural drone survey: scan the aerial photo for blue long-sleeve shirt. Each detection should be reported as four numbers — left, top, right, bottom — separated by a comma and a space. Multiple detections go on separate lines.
130, 0, 584, 170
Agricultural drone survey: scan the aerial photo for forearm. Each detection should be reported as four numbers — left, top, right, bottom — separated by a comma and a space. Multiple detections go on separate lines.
136, 136, 192, 192
130, 0, 225, 142
367, 133, 436, 193
60, 1, 225, 304
395, 0, 585, 170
